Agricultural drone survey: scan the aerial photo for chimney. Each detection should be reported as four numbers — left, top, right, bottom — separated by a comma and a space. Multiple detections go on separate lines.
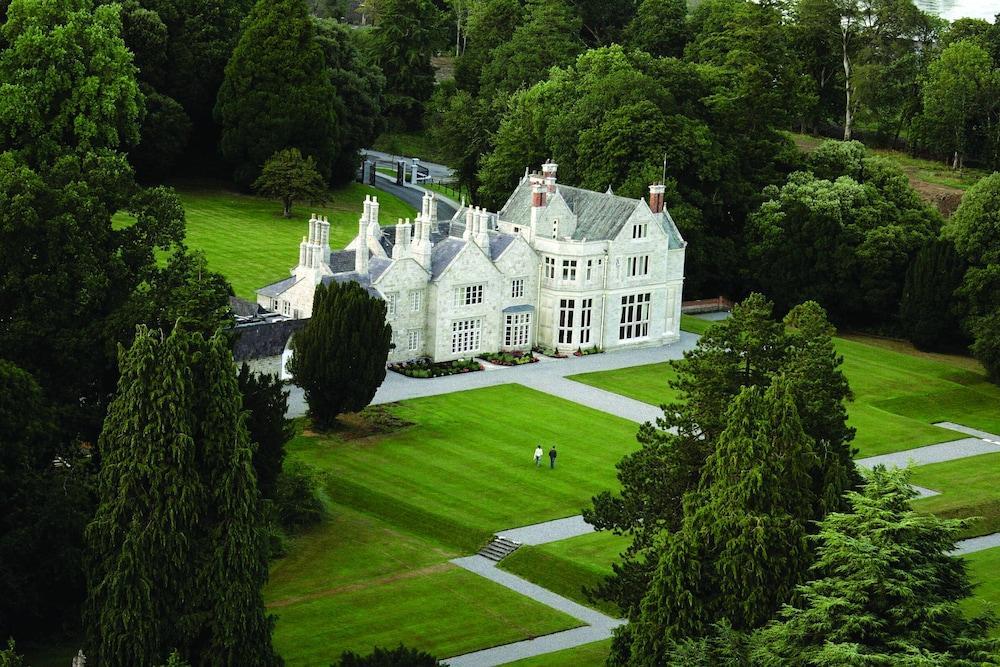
356, 218, 369, 274
317, 215, 331, 264
649, 183, 666, 214
298, 236, 308, 267
463, 207, 474, 241
393, 219, 413, 259
542, 160, 558, 193
475, 207, 490, 250
530, 180, 547, 230
363, 195, 372, 224
368, 196, 381, 234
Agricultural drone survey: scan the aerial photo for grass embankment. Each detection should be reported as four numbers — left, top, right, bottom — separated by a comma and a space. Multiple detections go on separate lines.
175, 181, 416, 299
964, 547, 1000, 636
505, 639, 613, 666
500, 531, 629, 616
911, 453, 1000, 540
265, 502, 580, 664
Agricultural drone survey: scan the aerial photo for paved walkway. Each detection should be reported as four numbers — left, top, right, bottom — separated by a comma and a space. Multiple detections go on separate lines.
954, 533, 1000, 556
497, 515, 595, 546
446, 555, 624, 667
286, 333, 699, 420
855, 437, 1000, 469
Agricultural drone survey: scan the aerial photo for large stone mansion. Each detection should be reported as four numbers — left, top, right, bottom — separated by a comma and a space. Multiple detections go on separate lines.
256, 163, 686, 363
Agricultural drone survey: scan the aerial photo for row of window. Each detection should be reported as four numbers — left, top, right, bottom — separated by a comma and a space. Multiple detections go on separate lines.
437, 290, 654, 356
386, 291, 423, 317
271, 299, 300, 319
544, 257, 604, 284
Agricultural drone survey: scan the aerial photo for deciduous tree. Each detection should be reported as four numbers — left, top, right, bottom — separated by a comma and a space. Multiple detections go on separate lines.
624, 0, 688, 58
253, 148, 329, 218
287, 281, 392, 429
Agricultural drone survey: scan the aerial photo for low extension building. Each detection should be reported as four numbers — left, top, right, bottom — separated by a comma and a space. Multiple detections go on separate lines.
256, 162, 686, 363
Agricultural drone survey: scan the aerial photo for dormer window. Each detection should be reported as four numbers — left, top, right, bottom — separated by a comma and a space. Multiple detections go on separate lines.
632, 223, 647, 239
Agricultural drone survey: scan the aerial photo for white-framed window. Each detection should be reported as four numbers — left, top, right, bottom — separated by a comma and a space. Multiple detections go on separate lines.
282, 300, 290, 316
451, 318, 482, 354
410, 290, 422, 312
504, 313, 531, 347
407, 329, 420, 352
544, 257, 556, 280
386, 292, 397, 316
619, 293, 651, 340
293, 309, 301, 319
455, 284, 484, 306
271, 298, 279, 311
633, 222, 647, 239
558, 298, 575, 345
580, 298, 593, 345
585, 259, 594, 283
561, 259, 577, 282
511, 278, 525, 299
626, 255, 650, 278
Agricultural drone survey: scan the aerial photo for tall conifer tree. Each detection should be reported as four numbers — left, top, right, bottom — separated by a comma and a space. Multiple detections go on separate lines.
85, 326, 278, 667
622, 378, 818, 666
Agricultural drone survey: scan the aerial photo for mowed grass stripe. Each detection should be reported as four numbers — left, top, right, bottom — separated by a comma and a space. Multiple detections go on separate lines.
911, 452, 1000, 539
286, 385, 640, 550
964, 546, 1000, 637
270, 567, 582, 665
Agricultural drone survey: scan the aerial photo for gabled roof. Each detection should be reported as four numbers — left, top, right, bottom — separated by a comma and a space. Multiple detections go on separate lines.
257, 275, 299, 298
321, 273, 382, 298
489, 233, 516, 260
499, 180, 643, 241
369, 256, 392, 281
232, 318, 307, 361
431, 238, 466, 279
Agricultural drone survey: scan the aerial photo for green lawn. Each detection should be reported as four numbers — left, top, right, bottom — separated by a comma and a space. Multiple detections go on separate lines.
964, 547, 1000, 636
286, 384, 640, 552
272, 565, 579, 665
680, 313, 717, 335
911, 453, 1000, 540
265, 501, 580, 665
500, 531, 629, 616
566, 332, 998, 458
173, 181, 416, 299
505, 639, 612, 666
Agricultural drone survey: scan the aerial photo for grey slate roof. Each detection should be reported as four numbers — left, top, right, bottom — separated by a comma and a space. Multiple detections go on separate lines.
431, 238, 466, 279
257, 275, 298, 298
489, 233, 516, 260
499, 180, 642, 241
321, 272, 382, 298
228, 296, 261, 317
232, 318, 307, 361
328, 249, 356, 273
369, 257, 392, 281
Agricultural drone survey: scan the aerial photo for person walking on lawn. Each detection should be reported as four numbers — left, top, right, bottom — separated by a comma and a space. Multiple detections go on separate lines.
549, 446, 557, 469
534, 445, 543, 467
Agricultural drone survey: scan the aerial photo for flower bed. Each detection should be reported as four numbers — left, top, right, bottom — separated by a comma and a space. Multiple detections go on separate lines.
573, 346, 603, 356
388, 357, 483, 378
532, 345, 567, 359
478, 350, 538, 366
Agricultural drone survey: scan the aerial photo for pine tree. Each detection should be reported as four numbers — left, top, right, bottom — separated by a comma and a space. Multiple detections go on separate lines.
287, 281, 392, 430
624, 377, 819, 666
755, 466, 1000, 665
85, 326, 278, 666
900, 238, 966, 350
238, 364, 294, 500
215, 0, 339, 188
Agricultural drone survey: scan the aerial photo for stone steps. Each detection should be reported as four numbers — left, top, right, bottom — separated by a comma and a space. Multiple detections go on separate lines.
477, 536, 521, 562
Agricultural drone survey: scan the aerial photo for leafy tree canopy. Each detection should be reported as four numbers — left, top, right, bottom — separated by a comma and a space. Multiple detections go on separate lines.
0, 0, 143, 166
254, 148, 329, 218
624, 0, 688, 59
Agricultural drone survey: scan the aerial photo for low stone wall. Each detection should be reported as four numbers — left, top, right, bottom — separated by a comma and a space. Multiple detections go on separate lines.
681, 296, 733, 314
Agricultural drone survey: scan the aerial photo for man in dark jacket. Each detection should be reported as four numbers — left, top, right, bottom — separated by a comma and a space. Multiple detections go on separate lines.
549, 446, 557, 469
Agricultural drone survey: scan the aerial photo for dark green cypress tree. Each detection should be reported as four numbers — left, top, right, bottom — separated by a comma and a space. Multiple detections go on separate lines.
215, 0, 339, 187
900, 238, 967, 350
624, 377, 818, 666
238, 363, 294, 500
85, 326, 278, 666
287, 281, 392, 430
755, 467, 1000, 665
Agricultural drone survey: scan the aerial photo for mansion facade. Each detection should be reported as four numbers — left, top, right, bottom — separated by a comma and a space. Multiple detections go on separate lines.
256, 163, 686, 363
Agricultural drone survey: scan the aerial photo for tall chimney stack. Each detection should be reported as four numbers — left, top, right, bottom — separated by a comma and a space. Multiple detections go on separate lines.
648, 183, 666, 214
